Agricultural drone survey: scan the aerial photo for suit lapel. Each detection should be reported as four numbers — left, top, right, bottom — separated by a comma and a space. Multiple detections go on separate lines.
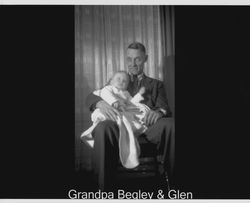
141, 75, 153, 90
128, 74, 153, 96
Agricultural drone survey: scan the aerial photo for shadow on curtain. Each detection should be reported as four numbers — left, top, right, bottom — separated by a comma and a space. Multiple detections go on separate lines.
75, 5, 175, 171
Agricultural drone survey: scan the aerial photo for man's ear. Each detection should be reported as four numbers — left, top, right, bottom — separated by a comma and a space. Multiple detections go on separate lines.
144, 54, 148, 62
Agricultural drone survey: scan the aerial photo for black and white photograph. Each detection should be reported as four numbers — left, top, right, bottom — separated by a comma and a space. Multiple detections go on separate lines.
75, 5, 175, 196
1, 3, 250, 202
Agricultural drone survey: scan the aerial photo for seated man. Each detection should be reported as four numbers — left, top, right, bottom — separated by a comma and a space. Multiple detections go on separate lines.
85, 42, 175, 191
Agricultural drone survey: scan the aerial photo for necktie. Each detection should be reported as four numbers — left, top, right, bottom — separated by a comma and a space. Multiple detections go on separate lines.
132, 75, 139, 94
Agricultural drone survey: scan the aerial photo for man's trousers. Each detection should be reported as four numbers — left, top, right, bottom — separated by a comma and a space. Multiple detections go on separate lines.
91, 117, 175, 191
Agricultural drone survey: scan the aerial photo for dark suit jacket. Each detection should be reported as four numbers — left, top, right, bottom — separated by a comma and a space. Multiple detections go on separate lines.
86, 75, 172, 117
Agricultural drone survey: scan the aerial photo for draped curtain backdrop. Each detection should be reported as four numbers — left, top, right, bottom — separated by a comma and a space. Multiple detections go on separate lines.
75, 5, 175, 171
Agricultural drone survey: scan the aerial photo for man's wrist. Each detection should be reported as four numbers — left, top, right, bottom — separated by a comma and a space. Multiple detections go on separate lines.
96, 100, 105, 109
156, 108, 167, 117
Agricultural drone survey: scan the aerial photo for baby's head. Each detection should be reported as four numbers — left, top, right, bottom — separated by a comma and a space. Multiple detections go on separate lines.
110, 71, 129, 91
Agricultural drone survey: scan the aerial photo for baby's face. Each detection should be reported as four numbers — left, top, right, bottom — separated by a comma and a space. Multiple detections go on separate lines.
111, 72, 129, 90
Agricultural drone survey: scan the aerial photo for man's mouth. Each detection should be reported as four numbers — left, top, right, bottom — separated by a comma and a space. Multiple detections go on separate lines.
130, 66, 138, 72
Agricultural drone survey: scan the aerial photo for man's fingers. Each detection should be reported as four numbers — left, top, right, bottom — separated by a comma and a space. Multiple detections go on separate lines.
105, 112, 113, 121
106, 110, 117, 121
148, 114, 154, 126
144, 111, 148, 125
152, 114, 159, 125
97, 100, 121, 121
147, 112, 152, 126
112, 108, 121, 117
146, 111, 152, 126
148, 112, 153, 126
108, 107, 121, 121
145, 111, 161, 126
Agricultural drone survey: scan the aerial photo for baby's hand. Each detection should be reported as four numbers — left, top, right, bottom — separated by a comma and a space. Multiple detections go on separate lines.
118, 101, 127, 112
112, 101, 127, 112
138, 87, 146, 95
112, 101, 120, 109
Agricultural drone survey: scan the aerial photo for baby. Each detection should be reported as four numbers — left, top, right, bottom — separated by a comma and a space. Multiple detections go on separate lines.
81, 71, 150, 168
96, 71, 148, 114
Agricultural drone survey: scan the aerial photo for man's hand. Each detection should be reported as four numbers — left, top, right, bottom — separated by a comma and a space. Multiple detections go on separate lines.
143, 110, 163, 126
96, 100, 120, 121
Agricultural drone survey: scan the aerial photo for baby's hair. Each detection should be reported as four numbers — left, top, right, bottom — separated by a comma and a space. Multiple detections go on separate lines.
114, 70, 129, 78
96, 71, 129, 90
107, 70, 129, 85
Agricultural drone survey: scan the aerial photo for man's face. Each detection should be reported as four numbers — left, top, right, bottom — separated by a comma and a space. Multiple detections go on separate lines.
126, 48, 148, 76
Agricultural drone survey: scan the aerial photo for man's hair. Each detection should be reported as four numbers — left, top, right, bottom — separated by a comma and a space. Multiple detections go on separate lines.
127, 42, 146, 54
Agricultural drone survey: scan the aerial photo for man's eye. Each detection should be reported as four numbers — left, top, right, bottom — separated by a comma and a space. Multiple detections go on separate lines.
135, 58, 142, 62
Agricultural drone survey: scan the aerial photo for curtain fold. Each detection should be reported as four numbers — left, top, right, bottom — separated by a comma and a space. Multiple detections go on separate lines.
161, 6, 175, 118
75, 5, 175, 171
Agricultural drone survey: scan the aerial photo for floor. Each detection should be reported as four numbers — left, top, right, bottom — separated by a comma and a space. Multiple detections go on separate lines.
75, 168, 169, 199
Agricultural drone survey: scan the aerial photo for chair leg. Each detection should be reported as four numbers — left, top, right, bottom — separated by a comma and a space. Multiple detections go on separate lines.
164, 170, 170, 191
157, 162, 171, 192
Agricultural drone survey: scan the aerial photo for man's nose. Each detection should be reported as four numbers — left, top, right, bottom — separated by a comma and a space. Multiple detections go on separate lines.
131, 59, 136, 67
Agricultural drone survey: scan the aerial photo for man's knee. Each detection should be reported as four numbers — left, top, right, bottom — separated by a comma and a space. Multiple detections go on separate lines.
157, 117, 175, 130
93, 120, 119, 143
94, 120, 118, 133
